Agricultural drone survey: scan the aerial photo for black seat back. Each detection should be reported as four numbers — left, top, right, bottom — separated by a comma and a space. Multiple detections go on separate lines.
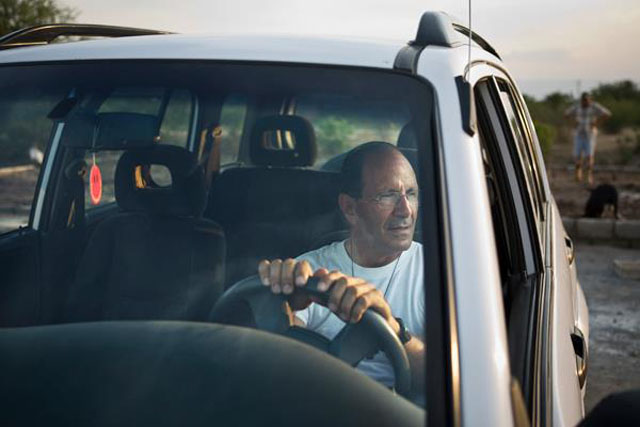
66, 145, 225, 322
206, 115, 342, 286
208, 167, 342, 287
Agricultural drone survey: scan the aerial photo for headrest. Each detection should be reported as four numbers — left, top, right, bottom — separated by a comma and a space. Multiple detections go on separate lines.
397, 122, 418, 149
115, 145, 206, 217
249, 115, 316, 167
62, 111, 159, 149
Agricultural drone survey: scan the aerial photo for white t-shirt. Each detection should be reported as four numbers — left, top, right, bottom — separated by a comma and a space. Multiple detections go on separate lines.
295, 240, 424, 387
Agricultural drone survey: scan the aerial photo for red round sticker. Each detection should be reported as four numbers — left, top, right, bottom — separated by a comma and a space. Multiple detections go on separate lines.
89, 164, 103, 205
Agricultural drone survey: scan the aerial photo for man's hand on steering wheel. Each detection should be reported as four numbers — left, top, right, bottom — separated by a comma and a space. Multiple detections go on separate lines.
258, 259, 401, 335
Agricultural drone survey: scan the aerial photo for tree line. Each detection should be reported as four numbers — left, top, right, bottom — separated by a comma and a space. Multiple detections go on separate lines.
0, 0, 76, 35
525, 80, 640, 157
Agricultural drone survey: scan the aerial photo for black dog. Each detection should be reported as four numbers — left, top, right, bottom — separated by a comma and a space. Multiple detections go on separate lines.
584, 184, 619, 218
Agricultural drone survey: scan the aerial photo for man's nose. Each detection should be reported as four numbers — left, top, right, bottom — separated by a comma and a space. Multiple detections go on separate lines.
393, 194, 413, 217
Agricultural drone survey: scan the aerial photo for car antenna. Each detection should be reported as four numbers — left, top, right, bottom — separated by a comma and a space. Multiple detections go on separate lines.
456, 1, 477, 136
466, 0, 472, 82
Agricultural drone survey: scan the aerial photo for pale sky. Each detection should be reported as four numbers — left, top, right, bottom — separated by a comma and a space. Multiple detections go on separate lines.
63, 0, 640, 98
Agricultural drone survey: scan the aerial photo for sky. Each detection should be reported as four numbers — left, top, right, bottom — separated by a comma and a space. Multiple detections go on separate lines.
62, 0, 640, 99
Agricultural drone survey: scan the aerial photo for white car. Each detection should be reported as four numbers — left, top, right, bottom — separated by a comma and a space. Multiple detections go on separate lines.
0, 12, 595, 426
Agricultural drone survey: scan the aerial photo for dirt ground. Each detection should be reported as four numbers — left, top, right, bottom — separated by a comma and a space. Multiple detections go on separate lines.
547, 129, 640, 219
576, 242, 640, 413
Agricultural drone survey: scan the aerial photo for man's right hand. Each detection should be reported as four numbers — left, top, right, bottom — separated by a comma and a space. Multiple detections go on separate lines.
258, 258, 317, 310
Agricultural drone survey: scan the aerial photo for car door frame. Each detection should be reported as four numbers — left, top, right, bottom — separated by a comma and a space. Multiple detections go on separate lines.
0, 107, 66, 326
471, 60, 586, 426
490, 71, 587, 426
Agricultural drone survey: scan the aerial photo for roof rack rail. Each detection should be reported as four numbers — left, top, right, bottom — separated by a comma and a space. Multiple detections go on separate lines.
451, 23, 501, 60
0, 23, 171, 50
409, 12, 501, 59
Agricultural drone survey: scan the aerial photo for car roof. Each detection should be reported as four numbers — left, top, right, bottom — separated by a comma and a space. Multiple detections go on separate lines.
0, 33, 408, 69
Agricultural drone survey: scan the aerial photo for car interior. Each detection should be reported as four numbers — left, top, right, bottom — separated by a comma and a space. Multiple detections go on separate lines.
0, 61, 435, 424
0, 61, 432, 325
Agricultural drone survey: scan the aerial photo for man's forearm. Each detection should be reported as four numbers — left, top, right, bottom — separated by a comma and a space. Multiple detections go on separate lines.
387, 317, 425, 393
405, 336, 426, 392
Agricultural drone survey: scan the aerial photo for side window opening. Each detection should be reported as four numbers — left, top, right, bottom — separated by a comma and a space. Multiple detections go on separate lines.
495, 80, 545, 222
218, 95, 247, 166
475, 78, 543, 414
0, 89, 66, 234
83, 88, 195, 213
159, 90, 193, 147
99, 87, 163, 115
294, 94, 410, 164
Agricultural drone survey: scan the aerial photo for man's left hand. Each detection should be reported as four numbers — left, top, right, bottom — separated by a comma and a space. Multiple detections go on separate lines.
315, 269, 400, 334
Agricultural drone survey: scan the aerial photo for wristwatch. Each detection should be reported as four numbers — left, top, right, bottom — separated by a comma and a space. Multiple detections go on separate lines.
395, 317, 412, 345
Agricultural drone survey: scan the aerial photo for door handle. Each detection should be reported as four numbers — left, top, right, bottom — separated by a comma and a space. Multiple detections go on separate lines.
571, 327, 588, 389
565, 236, 575, 265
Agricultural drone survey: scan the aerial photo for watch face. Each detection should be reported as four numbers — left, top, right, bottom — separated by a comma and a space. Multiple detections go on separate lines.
396, 317, 411, 344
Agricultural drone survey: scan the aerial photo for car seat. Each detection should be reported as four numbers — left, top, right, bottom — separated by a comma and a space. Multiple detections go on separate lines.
206, 115, 343, 287
65, 145, 225, 322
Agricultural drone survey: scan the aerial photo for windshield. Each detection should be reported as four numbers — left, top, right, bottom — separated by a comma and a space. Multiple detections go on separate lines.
0, 60, 436, 411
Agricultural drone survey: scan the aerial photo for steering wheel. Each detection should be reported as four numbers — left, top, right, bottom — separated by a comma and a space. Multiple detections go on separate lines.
210, 275, 411, 396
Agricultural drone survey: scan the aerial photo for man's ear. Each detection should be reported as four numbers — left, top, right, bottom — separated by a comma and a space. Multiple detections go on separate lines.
338, 193, 358, 227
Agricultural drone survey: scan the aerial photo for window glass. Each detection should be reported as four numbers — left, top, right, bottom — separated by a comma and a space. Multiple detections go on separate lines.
83, 150, 123, 211
0, 87, 65, 234
218, 95, 247, 165
477, 80, 538, 274
0, 63, 438, 409
99, 87, 163, 115
497, 81, 542, 221
295, 94, 410, 164
159, 90, 193, 147
83, 89, 194, 212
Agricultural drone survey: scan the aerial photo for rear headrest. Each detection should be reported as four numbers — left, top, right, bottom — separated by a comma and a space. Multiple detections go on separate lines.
249, 115, 316, 167
397, 122, 418, 149
115, 145, 206, 217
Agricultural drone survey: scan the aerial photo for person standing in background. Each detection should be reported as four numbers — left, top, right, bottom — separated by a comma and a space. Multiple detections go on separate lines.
564, 92, 611, 185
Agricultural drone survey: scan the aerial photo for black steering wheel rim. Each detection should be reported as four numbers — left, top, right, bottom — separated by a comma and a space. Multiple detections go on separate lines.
210, 275, 411, 396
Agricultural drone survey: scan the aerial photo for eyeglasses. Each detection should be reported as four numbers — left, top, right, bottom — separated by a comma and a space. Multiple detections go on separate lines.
365, 190, 420, 209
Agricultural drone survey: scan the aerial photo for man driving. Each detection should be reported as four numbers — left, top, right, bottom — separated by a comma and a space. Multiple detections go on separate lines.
258, 142, 425, 393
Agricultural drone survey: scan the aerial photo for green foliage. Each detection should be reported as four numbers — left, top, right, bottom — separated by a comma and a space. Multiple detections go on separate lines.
592, 80, 640, 102
523, 92, 572, 156
543, 92, 573, 110
533, 120, 556, 158
0, 0, 77, 35
589, 81, 640, 133
315, 116, 354, 159
525, 91, 572, 128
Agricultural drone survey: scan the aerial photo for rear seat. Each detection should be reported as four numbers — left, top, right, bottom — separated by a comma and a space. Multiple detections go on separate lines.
206, 115, 343, 287
207, 167, 343, 287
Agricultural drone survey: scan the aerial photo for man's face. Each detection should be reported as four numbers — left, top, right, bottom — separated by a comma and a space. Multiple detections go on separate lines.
581, 94, 592, 108
352, 150, 419, 256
